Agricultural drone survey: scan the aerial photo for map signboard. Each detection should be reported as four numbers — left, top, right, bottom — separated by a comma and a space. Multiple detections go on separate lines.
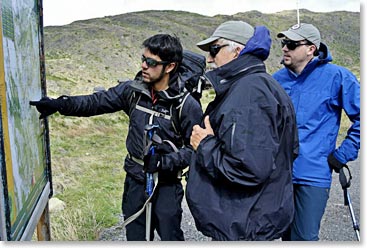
0, 0, 51, 240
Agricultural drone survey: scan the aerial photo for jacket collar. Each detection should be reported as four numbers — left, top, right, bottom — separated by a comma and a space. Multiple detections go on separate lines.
205, 54, 266, 96
289, 42, 333, 78
130, 71, 182, 102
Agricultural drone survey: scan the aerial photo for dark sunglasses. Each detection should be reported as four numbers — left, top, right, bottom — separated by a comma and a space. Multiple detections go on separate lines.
141, 55, 169, 67
281, 39, 311, 50
209, 44, 229, 58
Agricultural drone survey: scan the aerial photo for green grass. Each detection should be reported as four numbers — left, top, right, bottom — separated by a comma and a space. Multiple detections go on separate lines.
48, 113, 127, 241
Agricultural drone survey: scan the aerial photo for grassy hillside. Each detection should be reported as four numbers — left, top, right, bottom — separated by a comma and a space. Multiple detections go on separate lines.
43, 10, 360, 240
44, 9, 359, 96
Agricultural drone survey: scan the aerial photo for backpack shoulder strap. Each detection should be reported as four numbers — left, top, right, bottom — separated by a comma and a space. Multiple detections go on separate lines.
170, 91, 190, 136
128, 91, 141, 117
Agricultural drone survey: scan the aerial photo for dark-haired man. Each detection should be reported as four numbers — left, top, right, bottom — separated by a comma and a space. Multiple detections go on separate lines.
30, 34, 203, 241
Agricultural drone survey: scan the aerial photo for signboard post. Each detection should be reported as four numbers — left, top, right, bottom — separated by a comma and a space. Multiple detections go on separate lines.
0, 0, 51, 241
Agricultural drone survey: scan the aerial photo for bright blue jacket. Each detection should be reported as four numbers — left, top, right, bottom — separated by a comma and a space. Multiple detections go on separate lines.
273, 42, 360, 188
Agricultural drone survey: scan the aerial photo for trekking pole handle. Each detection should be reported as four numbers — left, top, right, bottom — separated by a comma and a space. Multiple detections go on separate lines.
144, 124, 160, 197
339, 166, 351, 189
146, 146, 155, 196
146, 173, 153, 196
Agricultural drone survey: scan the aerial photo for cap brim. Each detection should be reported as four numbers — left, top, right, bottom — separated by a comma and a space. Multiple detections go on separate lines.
196, 36, 219, 51
277, 31, 304, 41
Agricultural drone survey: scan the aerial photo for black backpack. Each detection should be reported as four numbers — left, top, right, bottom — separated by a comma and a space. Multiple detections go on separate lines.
177, 50, 207, 103
171, 50, 206, 134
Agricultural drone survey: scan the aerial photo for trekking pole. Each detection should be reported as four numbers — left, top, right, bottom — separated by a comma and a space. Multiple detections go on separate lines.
145, 146, 154, 241
339, 166, 360, 241
144, 124, 160, 241
118, 124, 161, 237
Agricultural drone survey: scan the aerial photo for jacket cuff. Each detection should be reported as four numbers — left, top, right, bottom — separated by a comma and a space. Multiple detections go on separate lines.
333, 150, 348, 164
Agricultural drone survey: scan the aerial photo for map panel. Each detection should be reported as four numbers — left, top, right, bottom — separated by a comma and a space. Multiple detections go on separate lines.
0, 0, 49, 240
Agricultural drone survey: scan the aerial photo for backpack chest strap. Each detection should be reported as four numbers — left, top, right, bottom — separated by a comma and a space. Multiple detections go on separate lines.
135, 104, 171, 120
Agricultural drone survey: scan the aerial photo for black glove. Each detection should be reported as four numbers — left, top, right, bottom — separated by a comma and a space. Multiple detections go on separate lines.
327, 153, 345, 173
143, 152, 161, 173
29, 96, 66, 119
155, 143, 174, 154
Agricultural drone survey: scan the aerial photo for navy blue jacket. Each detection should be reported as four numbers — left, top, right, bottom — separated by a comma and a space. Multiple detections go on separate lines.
186, 26, 298, 240
58, 74, 203, 182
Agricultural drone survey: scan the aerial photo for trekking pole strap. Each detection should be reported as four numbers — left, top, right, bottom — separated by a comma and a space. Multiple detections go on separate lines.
120, 173, 159, 228
339, 165, 352, 189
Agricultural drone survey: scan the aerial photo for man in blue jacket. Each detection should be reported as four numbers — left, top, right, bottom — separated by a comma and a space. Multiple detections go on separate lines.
186, 20, 298, 240
273, 23, 360, 241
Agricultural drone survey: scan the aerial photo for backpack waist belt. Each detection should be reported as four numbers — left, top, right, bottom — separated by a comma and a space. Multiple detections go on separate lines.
128, 153, 144, 166
128, 153, 183, 180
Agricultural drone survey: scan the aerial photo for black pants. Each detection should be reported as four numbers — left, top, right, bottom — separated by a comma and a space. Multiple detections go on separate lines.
122, 174, 184, 241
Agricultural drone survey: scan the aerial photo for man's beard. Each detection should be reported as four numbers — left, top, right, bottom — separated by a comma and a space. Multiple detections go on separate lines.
143, 67, 166, 85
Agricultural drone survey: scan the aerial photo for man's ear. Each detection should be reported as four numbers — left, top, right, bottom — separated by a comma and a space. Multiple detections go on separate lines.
234, 46, 242, 58
166, 62, 177, 74
308, 44, 317, 56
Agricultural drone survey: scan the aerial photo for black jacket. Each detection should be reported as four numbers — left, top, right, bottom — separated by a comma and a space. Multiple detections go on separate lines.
186, 54, 298, 240
58, 75, 203, 182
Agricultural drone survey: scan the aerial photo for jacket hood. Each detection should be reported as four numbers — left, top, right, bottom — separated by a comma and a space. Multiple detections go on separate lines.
314, 42, 332, 64
205, 54, 266, 97
239, 26, 271, 61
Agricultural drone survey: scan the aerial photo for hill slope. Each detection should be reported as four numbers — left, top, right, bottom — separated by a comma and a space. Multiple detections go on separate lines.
44, 9, 360, 95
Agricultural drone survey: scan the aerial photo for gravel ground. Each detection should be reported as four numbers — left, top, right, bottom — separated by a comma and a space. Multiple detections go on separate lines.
98, 158, 360, 242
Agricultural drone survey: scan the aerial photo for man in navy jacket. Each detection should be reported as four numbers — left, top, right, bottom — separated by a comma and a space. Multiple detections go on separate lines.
273, 23, 360, 241
30, 34, 203, 241
186, 21, 298, 241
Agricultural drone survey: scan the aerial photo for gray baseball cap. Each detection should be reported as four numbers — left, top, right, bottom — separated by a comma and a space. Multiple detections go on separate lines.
277, 23, 321, 49
197, 21, 254, 51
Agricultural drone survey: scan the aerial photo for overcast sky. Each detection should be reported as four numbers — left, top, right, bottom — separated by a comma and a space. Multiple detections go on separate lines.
43, 0, 361, 26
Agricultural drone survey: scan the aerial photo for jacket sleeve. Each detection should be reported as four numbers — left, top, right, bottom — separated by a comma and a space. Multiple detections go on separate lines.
161, 96, 203, 171
332, 69, 360, 164
58, 81, 133, 116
